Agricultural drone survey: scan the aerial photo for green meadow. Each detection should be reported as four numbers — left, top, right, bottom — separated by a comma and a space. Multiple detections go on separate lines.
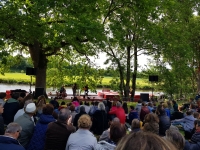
0, 73, 151, 90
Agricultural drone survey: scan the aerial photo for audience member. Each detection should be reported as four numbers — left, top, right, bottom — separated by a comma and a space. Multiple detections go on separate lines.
140, 102, 150, 122
156, 105, 171, 136
14, 103, 36, 148
163, 103, 171, 118
89, 101, 98, 116
122, 102, 128, 114
172, 100, 179, 112
14, 100, 33, 121
147, 102, 154, 113
3, 92, 20, 125
0, 92, 6, 106
95, 122, 126, 150
66, 115, 97, 150
91, 102, 108, 135
109, 101, 126, 124
0, 103, 4, 135
69, 104, 77, 123
45, 108, 75, 150
0, 122, 25, 150
27, 104, 55, 150
172, 110, 196, 133
115, 131, 177, 150
73, 106, 87, 129
135, 100, 142, 119
164, 128, 185, 150
99, 117, 120, 142
49, 97, 59, 110
143, 113, 159, 135
131, 119, 140, 133
128, 106, 138, 124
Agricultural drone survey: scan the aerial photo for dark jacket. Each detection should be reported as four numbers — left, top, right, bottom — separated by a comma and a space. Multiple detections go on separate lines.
0, 115, 4, 135
184, 132, 200, 150
27, 114, 55, 150
128, 110, 138, 124
44, 120, 75, 150
73, 111, 87, 129
91, 110, 108, 135
158, 114, 171, 136
0, 136, 25, 150
3, 98, 20, 125
140, 106, 150, 122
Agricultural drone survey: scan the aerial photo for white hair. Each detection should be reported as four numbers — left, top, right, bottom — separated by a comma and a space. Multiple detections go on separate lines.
98, 102, 105, 111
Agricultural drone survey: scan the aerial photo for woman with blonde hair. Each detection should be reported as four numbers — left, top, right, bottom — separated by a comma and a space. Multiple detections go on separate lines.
36, 95, 46, 117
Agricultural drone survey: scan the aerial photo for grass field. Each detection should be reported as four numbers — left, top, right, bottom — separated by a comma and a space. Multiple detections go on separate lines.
0, 73, 150, 88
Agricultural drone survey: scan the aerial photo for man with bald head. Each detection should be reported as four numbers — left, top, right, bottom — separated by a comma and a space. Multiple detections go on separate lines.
44, 108, 75, 150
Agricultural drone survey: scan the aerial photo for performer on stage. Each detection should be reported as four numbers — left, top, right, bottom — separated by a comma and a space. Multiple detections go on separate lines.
72, 83, 77, 97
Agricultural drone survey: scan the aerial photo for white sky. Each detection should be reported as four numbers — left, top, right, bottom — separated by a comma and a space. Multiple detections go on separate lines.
90, 52, 150, 70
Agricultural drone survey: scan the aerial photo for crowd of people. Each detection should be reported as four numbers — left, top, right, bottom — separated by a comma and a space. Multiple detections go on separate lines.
0, 91, 200, 150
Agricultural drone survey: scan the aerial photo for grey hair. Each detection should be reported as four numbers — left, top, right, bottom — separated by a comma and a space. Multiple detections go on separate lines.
5, 122, 22, 133
112, 117, 120, 122
58, 108, 71, 122
116, 101, 122, 108
98, 102, 105, 111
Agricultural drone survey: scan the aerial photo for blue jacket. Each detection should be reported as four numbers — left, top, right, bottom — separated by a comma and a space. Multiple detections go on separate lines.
0, 136, 25, 150
164, 108, 171, 118
27, 114, 55, 150
173, 115, 196, 132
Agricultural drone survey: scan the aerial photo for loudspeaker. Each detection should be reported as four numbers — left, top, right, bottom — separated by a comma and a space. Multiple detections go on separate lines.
140, 93, 149, 102
149, 75, 158, 82
26, 67, 37, 75
34, 87, 44, 99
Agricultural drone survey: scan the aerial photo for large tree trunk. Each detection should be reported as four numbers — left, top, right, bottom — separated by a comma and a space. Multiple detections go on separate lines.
29, 42, 48, 95
131, 46, 138, 101
124, 46, 131, 101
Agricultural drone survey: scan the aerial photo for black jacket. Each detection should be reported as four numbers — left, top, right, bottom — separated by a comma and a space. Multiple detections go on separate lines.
158, 114, 171, 136
73, 111, 87, 129
0, 115, 4, 135
91, 110, 108, 135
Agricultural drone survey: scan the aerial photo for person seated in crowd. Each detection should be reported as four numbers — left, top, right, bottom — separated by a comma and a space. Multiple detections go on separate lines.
184, 119, 200, 150
3, 92, 20, 125
89, 101, 99, 116
130, 119, 141, 133
193, 112, 199, 119
14, 103, 37, 148
14, 100, 33, 121
189, 103, 197, 113
127, 106, 138, 124
147, 102, 154, 113
156, 104, 171, 136
0, 122, 25, 150
66, 115, 97, 150
172, 110, 196, 133
58, 101, 67, 111
95, 122, 126, 150
143, 113, 159, 135
164, 128, 186, 150
45, 108, 75, 150
69, 104, 77, 123
140, 102, 150, 122
36, 95, 46, 117
91, 102, 108, 136
73, 106, 87, 129
115, 131, 177, 150
99, 117, 120, 142
49, 97, 59, 110
27, 104, 56, 150
109, 101, 126, 124
163, 102, 171, 118
135, 100, 142, 119
0, 103, 4, 135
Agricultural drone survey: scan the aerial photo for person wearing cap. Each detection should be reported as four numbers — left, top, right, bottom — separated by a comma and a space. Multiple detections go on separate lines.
45, 108, 75, 150
66, 114, 97, 150
0, 122, 25, 150
14, 103, 36, 148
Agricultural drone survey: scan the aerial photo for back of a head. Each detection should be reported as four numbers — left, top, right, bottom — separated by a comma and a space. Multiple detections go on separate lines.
23, 93, 33, 101
165, 128, 185, 150
131, 119, 140, 130
116, 131, 177, 150
110, 122, 126, 144
24, 99, 33, 108
11, 92, 20, 100
112, 117, 120, 123
5, 122, 22, 134
58, 108, 71, 122
98, 102, 105, 111
80, 106, 85, 113
95, 101, 99, 106
69, 104, 75, 111
43, 104, 54, 115
78, 114, 92, 129
144, 113, 159, 123
0, 92, 6, 99
193, 112, 199, 119
116, 101, 122, 108
186, 110, 193, 116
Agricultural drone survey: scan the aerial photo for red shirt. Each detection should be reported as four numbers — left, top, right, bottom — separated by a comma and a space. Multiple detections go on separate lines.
109, 107, 126, 124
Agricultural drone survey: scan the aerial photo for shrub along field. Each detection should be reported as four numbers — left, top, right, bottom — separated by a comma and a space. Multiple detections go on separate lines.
0, 73, 151, 90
